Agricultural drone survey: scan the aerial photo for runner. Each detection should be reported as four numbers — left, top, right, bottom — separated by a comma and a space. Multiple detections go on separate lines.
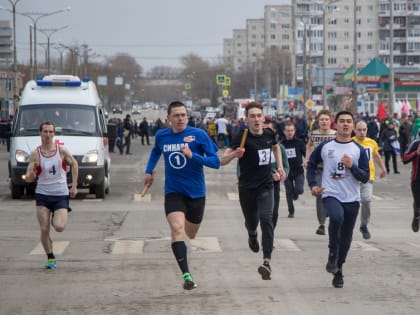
307, 111, 369, 288
402, 134, 420, 232
305, 109, 336, 235
353, 120, 387, 239
25, 121, 78, 269
143, 101, 220, 290
221, 102, 286, 280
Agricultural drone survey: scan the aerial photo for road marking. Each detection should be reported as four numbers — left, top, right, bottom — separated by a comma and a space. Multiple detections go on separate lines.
274, 238, 301, 251
371, 194, 383, 200
133, 193, 151, 202
351, 241, 381, 251
112, 240, 144, 254
407, 242, 420, 248
190, 237, 222, 252
30, 241, 69, 255
227, 193, 239, 201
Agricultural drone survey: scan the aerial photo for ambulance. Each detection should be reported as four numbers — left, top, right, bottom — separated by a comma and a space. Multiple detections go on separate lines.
8, 75, 111, 199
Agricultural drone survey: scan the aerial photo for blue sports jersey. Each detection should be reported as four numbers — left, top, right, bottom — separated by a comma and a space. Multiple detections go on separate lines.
145, 125, 220, 198
307, 139, 369, 203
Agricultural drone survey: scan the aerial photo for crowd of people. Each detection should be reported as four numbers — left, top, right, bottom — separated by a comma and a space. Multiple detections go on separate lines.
20, 100, 420, 292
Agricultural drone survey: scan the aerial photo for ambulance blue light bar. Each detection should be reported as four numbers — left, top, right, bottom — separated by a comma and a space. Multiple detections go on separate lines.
36, 79, 81, 87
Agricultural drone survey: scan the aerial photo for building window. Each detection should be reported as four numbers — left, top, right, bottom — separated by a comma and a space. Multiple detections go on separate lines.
328, 57, 337, 65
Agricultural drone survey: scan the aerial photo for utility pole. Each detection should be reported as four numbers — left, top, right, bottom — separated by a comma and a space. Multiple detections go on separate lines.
351, 0, 358, 114
389, 0, 395, 115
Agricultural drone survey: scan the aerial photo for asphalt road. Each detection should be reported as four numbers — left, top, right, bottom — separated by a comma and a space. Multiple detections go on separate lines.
0, 135, 420, 315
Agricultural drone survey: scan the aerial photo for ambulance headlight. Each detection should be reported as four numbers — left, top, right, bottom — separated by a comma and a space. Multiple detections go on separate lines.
15, 150, 30, 163
82, 150, 98, 163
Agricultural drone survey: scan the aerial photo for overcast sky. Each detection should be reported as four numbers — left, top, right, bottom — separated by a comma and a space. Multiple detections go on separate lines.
0, 0, 290, 72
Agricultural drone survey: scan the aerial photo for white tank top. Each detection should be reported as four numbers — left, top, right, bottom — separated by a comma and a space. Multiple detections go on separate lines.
35, 144, 69, 196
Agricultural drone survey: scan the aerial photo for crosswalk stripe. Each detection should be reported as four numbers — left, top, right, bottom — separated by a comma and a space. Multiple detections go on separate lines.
227, 193, 239, 201
112, 240, 144, 254
190, 237, 222, 252
29, 241, 70, 255
274, 238, 301, 251
350, 241, 381, 251
133, 193, 151, 202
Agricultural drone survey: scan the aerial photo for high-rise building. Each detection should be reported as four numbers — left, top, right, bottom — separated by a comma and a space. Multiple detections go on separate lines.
0, 20, 12, 68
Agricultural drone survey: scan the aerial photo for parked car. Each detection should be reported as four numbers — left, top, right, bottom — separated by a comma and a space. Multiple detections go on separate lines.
112, 104, 123, 114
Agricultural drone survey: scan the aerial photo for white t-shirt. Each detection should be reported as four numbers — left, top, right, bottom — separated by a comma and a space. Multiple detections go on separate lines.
215, 117, 229, 134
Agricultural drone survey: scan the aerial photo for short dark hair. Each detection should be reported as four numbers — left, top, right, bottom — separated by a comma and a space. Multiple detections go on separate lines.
39, 120, 55, 132
167, 101, 186, 115
335, 110, 354, 122
245, 102, 263, 117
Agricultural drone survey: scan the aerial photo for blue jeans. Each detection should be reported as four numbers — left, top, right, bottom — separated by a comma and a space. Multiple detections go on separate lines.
323, 197, 360, 268
239, 186, 274, 260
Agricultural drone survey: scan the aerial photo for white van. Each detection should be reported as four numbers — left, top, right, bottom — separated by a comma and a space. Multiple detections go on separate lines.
8, 75, 111, 199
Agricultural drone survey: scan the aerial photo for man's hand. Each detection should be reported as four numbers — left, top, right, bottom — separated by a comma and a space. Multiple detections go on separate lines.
69, 186, 77, 198
181, 146, 193, 159
311, 186, 325, 197
341, 154, 353, 168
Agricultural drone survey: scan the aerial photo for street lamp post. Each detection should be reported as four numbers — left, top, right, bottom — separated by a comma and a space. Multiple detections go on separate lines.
389, 0, 396, 115
18, 7, 70, 78
352, 0, 359, 114
0, 0, 21, 105
322, 0, 339, 109
38, 25, 68, 74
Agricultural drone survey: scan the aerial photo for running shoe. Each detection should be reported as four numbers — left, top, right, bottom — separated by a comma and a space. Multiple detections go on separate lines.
332, 269, 344, 288
326, 253, 338, 274
360, 225, 371, 239
44, 258, 56, 269
248, 234, 260, 253
182, 273, 197, 290
316, 224, 325, 235
258, 263, 271, 280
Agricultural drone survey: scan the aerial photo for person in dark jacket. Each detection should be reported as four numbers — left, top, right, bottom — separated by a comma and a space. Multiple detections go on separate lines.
123, 114, 132, 154
380, 121, 400, 174
281, 121, 306, 217
139, 117, 150, 145
399, 113, 412, 158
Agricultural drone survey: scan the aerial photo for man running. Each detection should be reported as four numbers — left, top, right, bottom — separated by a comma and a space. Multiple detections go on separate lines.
353, 120, 387, 239
402, 134, 420, 232
305, 109, 336, 235
221, 102, 286, 280
25, 121, 78, 269
143, 101, 220, 290
307, 111, 369, 288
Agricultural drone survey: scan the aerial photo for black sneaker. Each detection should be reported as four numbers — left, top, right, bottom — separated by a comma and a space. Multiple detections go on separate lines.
332, 270, 344, 288
316, 225, 325, 235
248, 234, 260, 253
288, 212, 294, 218
412, 215, 420, 233
360, 225, 371, 240
258, 263, 271, 280
326, 254, 338, 274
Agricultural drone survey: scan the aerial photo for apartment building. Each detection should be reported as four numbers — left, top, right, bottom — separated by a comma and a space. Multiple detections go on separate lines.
0, 20, 12, 68
223, 0, 380, 88
378, 0, 420, 67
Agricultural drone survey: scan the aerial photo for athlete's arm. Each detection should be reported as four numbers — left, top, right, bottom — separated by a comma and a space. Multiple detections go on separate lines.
188, 133, 220, 169
402, 140, 420, 164
306, 142, 324, 188
373, 151, 387, 178
61, 146, 78, 197
25, 151, 38, 183
348, 147, 370, 184
272, 143, 286, 180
